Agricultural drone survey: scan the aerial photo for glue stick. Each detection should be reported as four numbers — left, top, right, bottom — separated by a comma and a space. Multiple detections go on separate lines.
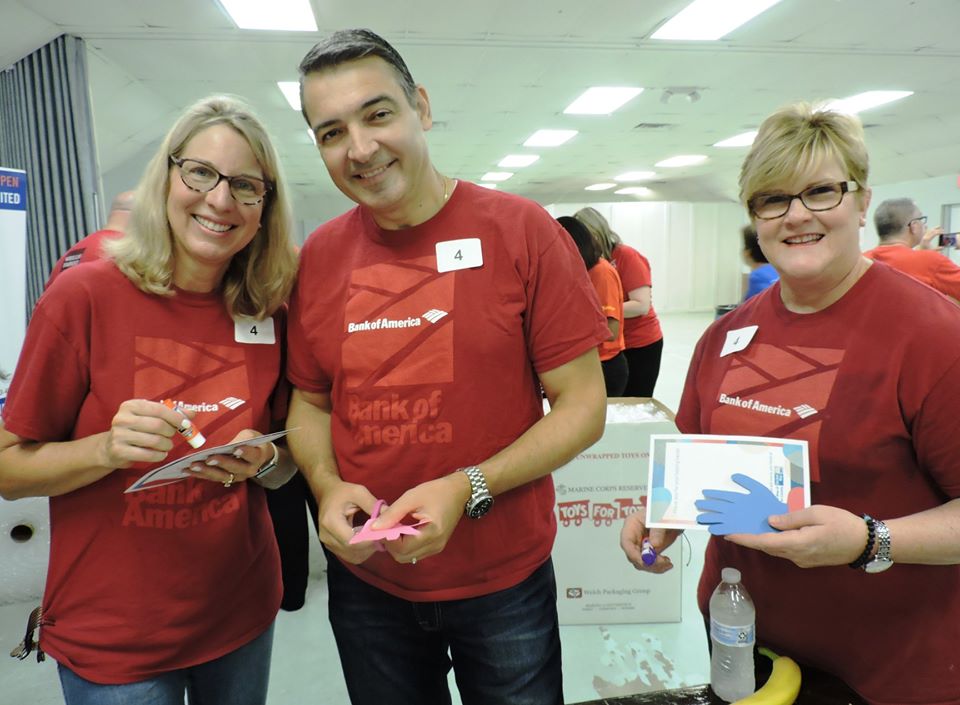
161, 399, 206, 449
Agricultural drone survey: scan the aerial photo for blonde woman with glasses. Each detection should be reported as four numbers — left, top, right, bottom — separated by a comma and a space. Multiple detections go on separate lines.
0, 95, 298, 705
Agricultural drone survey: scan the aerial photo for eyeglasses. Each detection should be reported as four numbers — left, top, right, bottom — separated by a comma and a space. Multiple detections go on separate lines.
169, 156, 271, 206
748, 181, 860, 220
907, 215, 928, 227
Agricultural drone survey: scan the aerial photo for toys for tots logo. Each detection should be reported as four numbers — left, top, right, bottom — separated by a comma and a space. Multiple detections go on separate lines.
555, 493, 647, 528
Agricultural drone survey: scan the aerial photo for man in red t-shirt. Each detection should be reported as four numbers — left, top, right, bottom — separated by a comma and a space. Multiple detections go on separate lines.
864, 197, 960, 303
287, 29, 608, 705
45, 190, 133, 287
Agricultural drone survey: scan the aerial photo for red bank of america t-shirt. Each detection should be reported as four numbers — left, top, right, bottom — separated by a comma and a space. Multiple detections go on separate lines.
611, 244, 662, 348
2, 261, 283, 684
287, 180, 608, 602
677, 263, 960, 705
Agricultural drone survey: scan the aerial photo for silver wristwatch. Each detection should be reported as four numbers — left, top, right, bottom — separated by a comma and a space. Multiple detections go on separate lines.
459, 466, 493, 519
863, 519, 893, 573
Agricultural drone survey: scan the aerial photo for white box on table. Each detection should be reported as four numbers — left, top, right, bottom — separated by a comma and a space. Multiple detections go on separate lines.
551, 398, 682, 625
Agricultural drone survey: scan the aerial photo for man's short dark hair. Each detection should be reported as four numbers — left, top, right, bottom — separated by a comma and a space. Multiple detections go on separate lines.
742, 225, 767, 264
298, 29, 418, 125
874, 198, 918, 239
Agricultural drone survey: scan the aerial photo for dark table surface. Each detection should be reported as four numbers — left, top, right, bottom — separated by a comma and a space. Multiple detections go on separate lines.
570, 657, 866, 705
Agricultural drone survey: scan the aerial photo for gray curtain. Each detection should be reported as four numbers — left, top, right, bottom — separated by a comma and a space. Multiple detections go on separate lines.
0, 34, 102, 317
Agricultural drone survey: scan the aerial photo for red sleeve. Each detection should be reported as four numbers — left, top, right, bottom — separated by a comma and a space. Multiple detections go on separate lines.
614, 245, 652, 292
2, 282, 91, 442
934, 258, 960, 301
523, 215, 608, 373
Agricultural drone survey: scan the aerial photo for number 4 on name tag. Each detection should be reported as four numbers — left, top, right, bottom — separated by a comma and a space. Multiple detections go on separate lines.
234, 316, 276, 344
436, 238, 483, 273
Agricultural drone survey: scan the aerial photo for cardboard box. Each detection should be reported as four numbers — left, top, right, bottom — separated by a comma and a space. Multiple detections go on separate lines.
551, 398, 682, 625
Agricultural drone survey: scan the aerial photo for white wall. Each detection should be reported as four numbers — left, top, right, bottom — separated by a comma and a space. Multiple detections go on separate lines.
550, 201, 748, 313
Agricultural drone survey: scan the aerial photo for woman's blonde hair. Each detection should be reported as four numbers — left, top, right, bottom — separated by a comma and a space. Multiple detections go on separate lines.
106, 95, 298, 319
574, 207, 621, 261
739, 102, 869, 216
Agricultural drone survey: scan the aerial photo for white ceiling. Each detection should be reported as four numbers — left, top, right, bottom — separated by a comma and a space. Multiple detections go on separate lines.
4, 0, 960, 222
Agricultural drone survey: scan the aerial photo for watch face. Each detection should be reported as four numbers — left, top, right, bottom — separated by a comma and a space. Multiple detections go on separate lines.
468, 497, 494, 518
864, 558, 893, 574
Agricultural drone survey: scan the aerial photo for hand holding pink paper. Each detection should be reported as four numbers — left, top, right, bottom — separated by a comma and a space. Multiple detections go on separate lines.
349, 499, 429, 548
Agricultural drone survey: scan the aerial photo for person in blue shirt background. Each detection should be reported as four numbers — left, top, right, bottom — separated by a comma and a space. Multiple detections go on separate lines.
742, 224, 779, 300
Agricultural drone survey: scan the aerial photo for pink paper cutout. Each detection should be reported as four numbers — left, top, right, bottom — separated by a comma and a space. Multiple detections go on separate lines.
349, 499, 429, 547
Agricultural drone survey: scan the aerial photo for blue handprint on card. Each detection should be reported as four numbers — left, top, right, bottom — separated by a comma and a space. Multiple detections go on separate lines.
695, 473, 788, 535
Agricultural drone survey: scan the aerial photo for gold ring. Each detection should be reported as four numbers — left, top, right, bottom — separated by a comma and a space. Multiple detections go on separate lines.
223, 473, 235, 488
411, 557, 417, 565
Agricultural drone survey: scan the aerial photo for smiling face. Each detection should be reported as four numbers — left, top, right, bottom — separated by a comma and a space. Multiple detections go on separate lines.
754, 158, 871, 308
166, 124, 265, 291
301, 56, 438, 229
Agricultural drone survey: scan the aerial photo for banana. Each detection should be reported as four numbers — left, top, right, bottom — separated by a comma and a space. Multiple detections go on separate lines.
731, 647, 802, 705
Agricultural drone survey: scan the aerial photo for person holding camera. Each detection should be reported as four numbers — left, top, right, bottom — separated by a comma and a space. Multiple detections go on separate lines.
864, 197, 960, 303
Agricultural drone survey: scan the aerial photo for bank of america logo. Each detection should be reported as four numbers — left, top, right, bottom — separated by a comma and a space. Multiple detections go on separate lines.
220, 397, 246, 410
422, 309, 448, 323
793, 404, 818, 419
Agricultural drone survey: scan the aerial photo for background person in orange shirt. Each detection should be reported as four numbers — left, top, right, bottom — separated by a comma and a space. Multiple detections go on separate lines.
575, 207, 663, 397
558, 216, 627, 396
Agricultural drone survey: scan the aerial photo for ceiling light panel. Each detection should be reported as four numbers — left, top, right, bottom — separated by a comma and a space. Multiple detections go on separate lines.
585, 183, 617, 191
219, 0, 317, 31
614, 187, 653, 196
481, 172, 514, 182
564, 87, 644, 115
277, 81, 301, 111
614, 171, 656, 182
713, 131, 758, 148
523, 130, 578, 147
825, 91, 914, 115
655, 155, 708, 168
651, 0, 782, 41
498, 155, 540, 168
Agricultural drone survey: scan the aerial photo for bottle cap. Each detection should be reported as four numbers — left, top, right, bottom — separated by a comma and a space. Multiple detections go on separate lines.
721, 567, 741, 584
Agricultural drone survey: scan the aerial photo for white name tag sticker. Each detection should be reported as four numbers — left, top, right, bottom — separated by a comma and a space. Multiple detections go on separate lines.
436, 238, 483, 273
720, 325, 758, 357
234, 316, 276, 344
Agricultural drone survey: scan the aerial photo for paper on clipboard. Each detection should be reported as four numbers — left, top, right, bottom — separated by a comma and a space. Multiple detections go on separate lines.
125, 428, 293, 493
645, 434, 810, 530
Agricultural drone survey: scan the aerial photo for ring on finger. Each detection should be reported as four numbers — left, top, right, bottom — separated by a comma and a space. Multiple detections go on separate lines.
223, 472, 235, 488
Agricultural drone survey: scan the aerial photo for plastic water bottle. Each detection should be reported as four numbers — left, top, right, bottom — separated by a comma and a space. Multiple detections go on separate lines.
709, 567, 756, 702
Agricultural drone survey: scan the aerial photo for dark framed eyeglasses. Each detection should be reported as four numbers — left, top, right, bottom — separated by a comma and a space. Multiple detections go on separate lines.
907, 215, 928, 227
748, 181, 860, 220
169, 156, 272, 206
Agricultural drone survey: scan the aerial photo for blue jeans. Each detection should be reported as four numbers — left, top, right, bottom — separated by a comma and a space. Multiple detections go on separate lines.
325, 550, 563, 705
57, 623, 274, 705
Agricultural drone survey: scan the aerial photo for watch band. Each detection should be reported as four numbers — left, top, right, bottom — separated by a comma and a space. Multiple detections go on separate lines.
459, 465, 494, 518
254, 442, 280, 479
864, 519, 893, 573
